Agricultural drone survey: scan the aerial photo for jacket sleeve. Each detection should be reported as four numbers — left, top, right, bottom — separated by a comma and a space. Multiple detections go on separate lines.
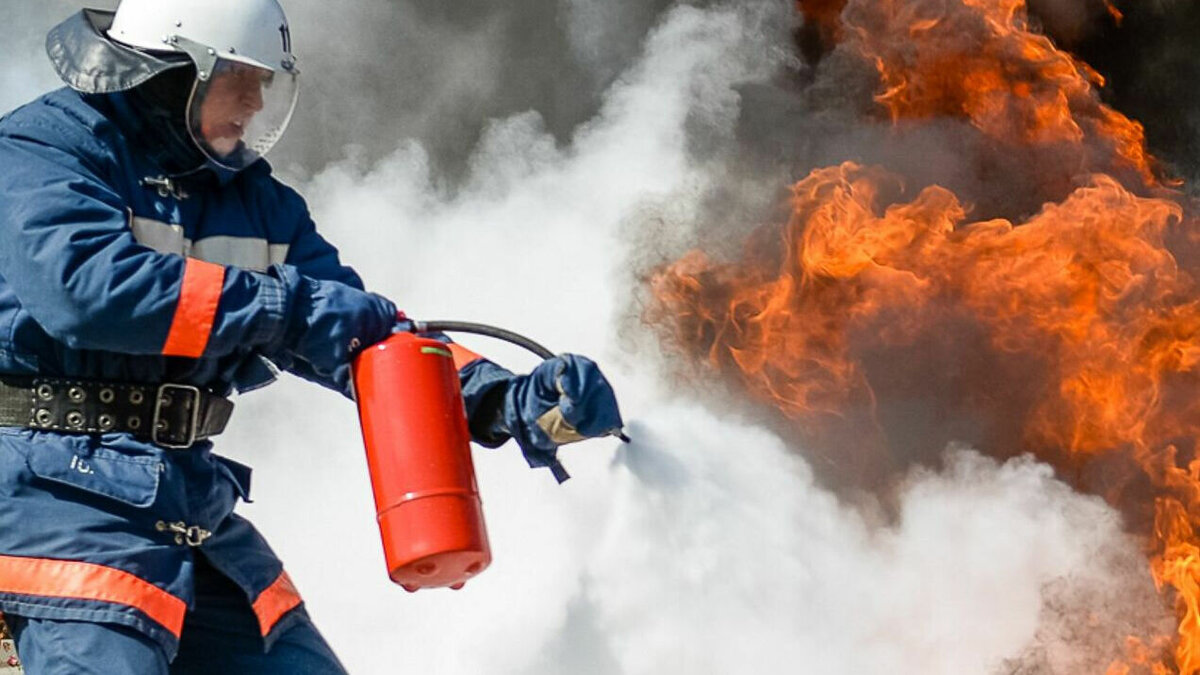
0, 120, 290, 358
261, 182, 371, 395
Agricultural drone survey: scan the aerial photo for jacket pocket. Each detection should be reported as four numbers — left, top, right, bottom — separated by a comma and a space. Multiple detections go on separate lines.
24, 439, 162, 508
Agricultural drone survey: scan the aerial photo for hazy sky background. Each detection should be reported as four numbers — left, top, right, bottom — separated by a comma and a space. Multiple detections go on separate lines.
0, 2, 1171, 673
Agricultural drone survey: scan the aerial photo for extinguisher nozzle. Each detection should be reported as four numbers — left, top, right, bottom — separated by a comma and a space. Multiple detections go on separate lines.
612, 430, 632, 444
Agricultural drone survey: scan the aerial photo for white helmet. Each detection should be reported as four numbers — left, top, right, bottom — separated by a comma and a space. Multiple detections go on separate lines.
107, 0, 300, 170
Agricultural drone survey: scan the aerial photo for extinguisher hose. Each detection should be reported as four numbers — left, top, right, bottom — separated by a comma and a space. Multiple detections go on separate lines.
411, 320, 631, 444
413, 320, 556, 360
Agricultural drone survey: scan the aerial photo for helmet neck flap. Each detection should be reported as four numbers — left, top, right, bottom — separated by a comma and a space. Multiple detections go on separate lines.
48, 10, 192, 95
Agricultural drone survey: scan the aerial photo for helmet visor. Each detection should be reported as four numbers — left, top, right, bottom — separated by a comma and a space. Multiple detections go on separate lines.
186, 58, 299, 171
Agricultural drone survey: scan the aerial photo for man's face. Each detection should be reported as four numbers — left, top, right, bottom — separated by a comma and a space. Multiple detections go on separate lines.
197, 63, 269, 156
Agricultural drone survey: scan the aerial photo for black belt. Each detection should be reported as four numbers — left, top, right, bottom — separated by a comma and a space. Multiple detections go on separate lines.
0, 376, 234, 448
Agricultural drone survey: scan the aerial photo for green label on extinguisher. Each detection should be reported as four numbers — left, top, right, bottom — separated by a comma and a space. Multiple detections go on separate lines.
421, 346, 454, 359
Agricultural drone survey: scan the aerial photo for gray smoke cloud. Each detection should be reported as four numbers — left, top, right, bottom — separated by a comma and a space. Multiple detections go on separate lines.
253, 0, 689, 178
0, 1, 1174, 673
0, 0, 678, 178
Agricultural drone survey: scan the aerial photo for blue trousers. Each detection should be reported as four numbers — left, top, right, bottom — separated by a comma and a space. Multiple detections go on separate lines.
8, 554, 346, 674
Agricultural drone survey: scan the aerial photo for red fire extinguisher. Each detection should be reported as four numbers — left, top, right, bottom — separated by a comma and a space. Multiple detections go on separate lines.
354, 320, 628, 592
353, 331, 490, 592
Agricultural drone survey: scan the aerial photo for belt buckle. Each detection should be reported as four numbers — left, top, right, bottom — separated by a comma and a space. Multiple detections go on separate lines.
152, 383, 202, 449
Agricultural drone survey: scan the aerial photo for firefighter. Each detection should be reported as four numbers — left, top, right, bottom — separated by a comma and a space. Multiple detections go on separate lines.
0, 0, 623, 672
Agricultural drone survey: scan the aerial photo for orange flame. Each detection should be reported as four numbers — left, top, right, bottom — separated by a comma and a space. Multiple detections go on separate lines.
1106, 1, 1125, 26
649, 0, 1200, 671
843, 0, 1156, 185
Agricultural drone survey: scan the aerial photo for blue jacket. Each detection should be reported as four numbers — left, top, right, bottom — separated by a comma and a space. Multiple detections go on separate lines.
0, 88, 365, 657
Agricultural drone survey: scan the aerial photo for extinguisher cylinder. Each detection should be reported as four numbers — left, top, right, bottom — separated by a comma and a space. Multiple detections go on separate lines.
353, 332, 492, 591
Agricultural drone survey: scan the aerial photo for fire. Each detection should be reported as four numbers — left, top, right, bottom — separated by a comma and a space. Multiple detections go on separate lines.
649, 0, 1200, 671
843, 0, 1156, 186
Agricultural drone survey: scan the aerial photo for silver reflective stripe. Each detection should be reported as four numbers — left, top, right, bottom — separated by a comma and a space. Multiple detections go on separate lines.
268, 244, 289, 267
130, 216, 186, 256
191, 236, 271, 272
128, 216, 290, 272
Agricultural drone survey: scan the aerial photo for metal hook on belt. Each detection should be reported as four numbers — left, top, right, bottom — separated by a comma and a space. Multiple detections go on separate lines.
156, 520, 212, 547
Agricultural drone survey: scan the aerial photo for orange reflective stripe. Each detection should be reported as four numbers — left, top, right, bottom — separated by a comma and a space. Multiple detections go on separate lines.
252, 571, 303, 637
449, 343, 484, 371
0, 554, 186, 637
162, 258, 225, 358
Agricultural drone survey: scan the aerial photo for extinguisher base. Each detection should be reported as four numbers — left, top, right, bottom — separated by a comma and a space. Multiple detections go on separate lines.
388, 550, 491, 591
379, 493, 491, 591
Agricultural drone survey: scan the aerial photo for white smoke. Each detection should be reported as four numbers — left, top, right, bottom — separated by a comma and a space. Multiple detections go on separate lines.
1, 1, 1169, 673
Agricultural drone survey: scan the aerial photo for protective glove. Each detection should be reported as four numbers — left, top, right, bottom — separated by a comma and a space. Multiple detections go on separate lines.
460, 354, 623, 482
268, 265, 397, 395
